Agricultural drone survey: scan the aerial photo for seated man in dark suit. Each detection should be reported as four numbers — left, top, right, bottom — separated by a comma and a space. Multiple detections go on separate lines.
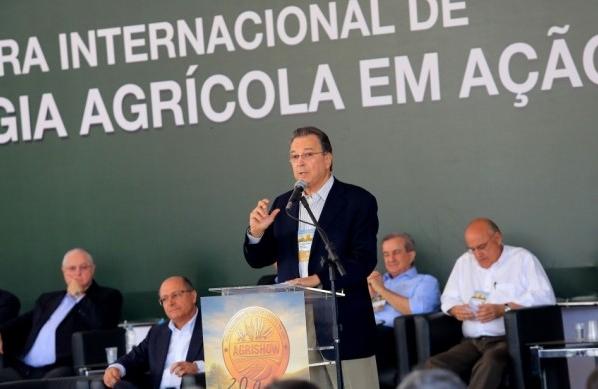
103, 276, 204, 389
0, 248, 123, 381
0, 289, 20, 326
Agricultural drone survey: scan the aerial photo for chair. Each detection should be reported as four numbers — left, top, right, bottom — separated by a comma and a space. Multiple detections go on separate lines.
504, 305, 569, 389
376, 312, 442, 388
71, 328, 126, 376
394, 313, 432, 381
414, 311, 462, 364
414, 306, 570, 389
0, 288, 20, 326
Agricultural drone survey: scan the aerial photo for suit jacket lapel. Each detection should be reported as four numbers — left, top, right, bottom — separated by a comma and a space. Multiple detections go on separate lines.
38, 292, 67, 328
185, 316, 204, 361
284, 194, 301, 279
156, 325, 172, 377
308, 180, 346, 271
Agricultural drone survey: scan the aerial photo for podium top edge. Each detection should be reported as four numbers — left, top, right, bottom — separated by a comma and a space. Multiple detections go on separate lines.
207, 284, 345, 297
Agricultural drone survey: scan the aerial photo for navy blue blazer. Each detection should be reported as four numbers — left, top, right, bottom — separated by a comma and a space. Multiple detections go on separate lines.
244, 179, 379, 360
116, 309, 204, 389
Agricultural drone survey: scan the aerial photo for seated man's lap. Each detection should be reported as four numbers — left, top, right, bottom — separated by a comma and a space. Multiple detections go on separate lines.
425, 339, 482, 374
474, 339, 508, 365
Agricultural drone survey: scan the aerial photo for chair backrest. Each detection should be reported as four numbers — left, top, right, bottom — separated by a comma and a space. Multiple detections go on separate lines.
0, 289, 20, 325
504, 304, 568, 389
414, 312, 462, 364
394, 313, 433, 381
71, 328, 126, 373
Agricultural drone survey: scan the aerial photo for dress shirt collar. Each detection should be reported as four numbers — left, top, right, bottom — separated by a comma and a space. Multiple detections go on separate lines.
384, 266, 418, 281
306, 175, 334, 203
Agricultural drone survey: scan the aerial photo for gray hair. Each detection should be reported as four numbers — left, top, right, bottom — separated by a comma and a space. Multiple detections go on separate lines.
382, 233, 416, 253
398, 369, 466, 389
62, 248, 94, 267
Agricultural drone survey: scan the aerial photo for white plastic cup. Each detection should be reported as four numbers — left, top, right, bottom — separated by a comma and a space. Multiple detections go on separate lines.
105, 347, 118, 364
575, 322, 585, 341
587, 320, 598, 341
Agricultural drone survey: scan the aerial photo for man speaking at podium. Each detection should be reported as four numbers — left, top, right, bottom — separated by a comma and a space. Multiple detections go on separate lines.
243, 126, 379, 388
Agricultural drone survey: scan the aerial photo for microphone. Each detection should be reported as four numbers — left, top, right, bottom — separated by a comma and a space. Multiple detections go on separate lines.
285, 180, 306, 211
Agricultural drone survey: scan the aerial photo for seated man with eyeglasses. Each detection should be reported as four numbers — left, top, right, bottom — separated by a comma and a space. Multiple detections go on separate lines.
103, 276, 204, 389
424, 218, 555, 389
0, 248, 123, 382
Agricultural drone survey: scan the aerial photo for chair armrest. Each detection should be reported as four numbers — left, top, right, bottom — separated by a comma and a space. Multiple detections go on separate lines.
414, 311, 462, 364
393, 313, 427, 380
72, 328, 126, 374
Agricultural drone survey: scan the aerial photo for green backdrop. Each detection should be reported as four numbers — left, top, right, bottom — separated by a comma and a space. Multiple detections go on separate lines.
1, 0, 596, 319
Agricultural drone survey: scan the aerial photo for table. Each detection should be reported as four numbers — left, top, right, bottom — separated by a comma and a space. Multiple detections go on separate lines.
529, 340, 598, 389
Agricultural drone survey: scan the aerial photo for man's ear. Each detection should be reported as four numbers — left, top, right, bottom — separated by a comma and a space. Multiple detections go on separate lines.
408, 251, 416, 266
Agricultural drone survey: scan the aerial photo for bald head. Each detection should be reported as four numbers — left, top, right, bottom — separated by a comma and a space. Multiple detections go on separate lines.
464, 218, 503, 268
62, 248, 94, 268
61, 248, 95, 291
465, 218, 501, 236
159, 276, 197, 328
159, 276, 194, 293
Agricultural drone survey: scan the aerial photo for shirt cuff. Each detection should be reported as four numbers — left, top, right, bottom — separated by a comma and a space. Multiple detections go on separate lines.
109, 363, 126, 377
194, 360, 205, 373
246, 229, 262, 244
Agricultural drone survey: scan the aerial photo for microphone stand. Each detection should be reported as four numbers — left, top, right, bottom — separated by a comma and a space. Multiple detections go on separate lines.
299, 196, 345, 389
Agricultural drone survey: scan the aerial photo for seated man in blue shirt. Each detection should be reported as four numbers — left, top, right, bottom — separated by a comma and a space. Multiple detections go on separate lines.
368, 233, 440, 326
368, 233, 440, 379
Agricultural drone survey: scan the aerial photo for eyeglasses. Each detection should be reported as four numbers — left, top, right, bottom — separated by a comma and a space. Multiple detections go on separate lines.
63, 264, 93, 273
158, 289, 193, 306
289, 151, 326, 163
468, 232, 496, 254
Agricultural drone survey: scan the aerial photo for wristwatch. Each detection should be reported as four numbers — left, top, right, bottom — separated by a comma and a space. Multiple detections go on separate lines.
504, 303, 512, 314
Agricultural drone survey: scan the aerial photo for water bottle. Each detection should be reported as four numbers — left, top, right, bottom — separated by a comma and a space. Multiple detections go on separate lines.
125, 322, 136, 353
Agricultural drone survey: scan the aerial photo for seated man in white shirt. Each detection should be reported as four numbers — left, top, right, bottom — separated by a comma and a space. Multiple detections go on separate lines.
425, 218, 556, 389
103, 276, 204, 389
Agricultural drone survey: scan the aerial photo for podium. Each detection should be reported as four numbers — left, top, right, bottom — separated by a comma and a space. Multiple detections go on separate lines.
201, 284, 344, 389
